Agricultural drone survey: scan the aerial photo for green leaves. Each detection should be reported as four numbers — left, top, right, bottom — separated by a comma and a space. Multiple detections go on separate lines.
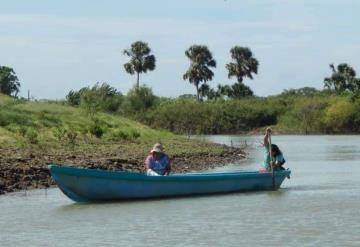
123, 41, 156, 88
140, 99, 277, 134
228, 82, 254, 99
324, 63, 360, 94
226, 46, 259, 83
0, 66, 20, 97
191, 46, 260, 101
67, 82, 123, 114
183, 45, 216, 101
122, 85, 157, 114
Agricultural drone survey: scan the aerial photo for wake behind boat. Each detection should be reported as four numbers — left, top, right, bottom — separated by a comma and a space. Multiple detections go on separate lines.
49, 164, 291, 202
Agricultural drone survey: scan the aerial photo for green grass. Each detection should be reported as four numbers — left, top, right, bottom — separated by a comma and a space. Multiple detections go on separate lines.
0, 94, 227, 157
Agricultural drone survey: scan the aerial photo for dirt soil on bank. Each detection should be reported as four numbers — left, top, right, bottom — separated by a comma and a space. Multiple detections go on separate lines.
0, 145, 246, 194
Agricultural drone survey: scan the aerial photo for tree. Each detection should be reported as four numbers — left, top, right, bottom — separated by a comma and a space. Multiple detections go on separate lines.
183, 45, 216, 101
66, 90, 82, 106
324, 63, 360, 93
281, 87, 321, 97
123, 41, 156, 89
0, 66, 20, 96
123, 85, 157, 113
199, 84, 220, 101
324, 98, 355, 133
178, 94, 197, 100
226, 46, 259, 83
198, 84, 210, 101
229, 82, 254, 98
217, 84, 232, 98
216, 83, 253, 99
80, 82, 123, 114
291, 99, 327, 134
224, 47, 258, 99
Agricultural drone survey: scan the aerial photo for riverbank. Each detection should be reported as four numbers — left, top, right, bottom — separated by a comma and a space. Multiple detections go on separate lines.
0, 141, 246, 194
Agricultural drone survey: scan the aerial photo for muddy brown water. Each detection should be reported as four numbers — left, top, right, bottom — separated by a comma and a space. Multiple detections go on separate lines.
0, 135, 359, 247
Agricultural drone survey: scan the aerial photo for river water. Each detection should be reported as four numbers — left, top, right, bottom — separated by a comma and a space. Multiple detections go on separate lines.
0, 135, 359, 247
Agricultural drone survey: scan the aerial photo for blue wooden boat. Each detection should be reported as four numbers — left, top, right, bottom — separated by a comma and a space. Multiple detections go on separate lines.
48, 164, 291, 202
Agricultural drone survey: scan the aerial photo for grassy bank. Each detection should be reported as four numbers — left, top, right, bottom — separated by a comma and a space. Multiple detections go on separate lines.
0, 94, 214, 152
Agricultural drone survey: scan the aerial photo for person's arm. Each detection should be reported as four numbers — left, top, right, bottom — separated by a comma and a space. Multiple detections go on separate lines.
264, 127, 271, 147
144, 155, 151, 170
274, 155, 285, 167
272, 160, 279, 168
270, 152, 285, 170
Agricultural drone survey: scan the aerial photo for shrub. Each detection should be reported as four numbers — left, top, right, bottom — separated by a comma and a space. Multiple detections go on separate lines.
140, 98, 277, 134
4, 124, 28, 137
0, 109, 33, 127
324, 97, 355, 132
89, 124, 104, 138
53, 127, 67, 142
25, 128, 38, 144
66, 129, 78, 146
80, 83, 123, 115
122, 85, 157, 114
106, 128, 141, 141
18, 126, 27, 137
278, 97, 328, 134
66, 90, 82, 106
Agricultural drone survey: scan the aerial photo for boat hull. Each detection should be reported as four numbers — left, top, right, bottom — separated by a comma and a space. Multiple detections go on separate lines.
49, 164, 291, 202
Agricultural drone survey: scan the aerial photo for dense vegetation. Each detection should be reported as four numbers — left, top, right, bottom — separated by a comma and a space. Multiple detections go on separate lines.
140, 91, 360, 135
62, 83, 360, 135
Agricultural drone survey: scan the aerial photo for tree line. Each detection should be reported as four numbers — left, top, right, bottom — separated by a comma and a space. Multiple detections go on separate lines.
123, 41, 259, 101
64, 85, 360, 135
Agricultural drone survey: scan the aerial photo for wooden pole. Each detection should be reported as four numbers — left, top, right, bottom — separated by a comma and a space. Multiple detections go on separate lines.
269, 133, 275, 190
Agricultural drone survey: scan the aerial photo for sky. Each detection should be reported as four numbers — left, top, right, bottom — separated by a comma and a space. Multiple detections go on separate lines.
1, 0, 360, 99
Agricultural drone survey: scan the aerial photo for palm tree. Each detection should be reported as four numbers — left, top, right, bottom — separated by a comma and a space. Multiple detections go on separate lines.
324, 63, 359, 93
226, 46, 258, 83
123, 41, 156, 89
183, 45, 216, 101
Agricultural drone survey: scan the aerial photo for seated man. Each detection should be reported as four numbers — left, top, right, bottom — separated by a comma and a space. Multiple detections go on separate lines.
144, 143, 171, 176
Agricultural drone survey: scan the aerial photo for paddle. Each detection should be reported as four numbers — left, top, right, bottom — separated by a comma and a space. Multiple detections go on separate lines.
268, 131, 275, 190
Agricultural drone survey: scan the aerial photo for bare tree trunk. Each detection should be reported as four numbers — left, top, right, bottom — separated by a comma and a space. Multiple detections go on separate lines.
136, 73, 140, 89
196, 84, 200, 101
